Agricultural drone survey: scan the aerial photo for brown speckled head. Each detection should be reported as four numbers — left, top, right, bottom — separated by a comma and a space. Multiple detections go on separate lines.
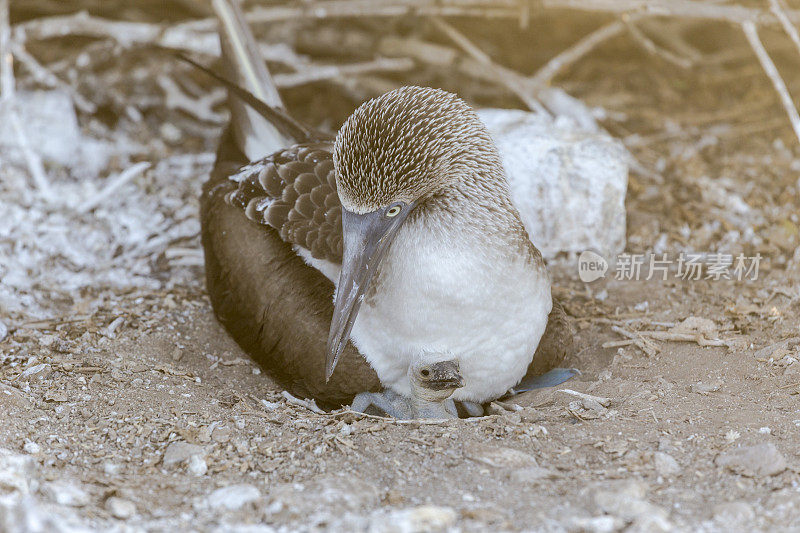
333, 86, 503, 214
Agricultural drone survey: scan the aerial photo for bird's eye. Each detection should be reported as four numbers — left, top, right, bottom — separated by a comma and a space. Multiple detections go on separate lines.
385, 203, 403, 218
420, 368, 430, 377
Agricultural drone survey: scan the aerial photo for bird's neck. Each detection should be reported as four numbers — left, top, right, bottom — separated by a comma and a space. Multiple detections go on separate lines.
416, 165, 537, 261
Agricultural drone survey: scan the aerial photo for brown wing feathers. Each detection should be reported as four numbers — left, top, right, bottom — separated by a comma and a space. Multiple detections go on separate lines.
224, 144, 344, 264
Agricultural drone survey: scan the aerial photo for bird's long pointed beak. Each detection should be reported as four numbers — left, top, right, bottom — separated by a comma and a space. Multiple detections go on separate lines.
325, 206, 412, 380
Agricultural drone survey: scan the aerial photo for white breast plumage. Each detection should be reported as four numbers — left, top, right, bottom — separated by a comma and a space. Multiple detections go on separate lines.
346, 218, 551, 403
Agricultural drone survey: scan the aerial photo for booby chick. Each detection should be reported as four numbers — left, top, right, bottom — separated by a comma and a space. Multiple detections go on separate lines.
199, 0, 576, 415
353, 358, 464, 419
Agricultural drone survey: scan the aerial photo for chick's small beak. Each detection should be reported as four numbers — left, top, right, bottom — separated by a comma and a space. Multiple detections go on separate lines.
421, 361, 465, 390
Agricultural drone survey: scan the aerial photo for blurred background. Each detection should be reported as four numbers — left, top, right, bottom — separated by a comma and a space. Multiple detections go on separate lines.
4, 0, 800, 320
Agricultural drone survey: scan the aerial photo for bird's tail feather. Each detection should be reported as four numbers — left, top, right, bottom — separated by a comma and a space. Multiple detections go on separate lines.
179, 54, 313, 143
212, 0, 290, 159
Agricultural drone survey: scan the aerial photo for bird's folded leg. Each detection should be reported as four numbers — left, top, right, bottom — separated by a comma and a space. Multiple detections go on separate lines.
443, 399, 458, 417
350, 390, 415, 419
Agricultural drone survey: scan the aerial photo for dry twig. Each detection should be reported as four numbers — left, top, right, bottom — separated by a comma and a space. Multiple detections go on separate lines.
9, 112, 51, 194
625, 18, 693, 69
558, 389, 612, 408
0, 0, 11, 100
9, 41, 96, 113
742, 20, 800, 144
77, 162, 152, 214
273, 57, 414, 88
430, 16, 545, 113
281, 391, 326, 414
610, 325, 660, 356
529, 18, 628, 91
540, 0, 798, 26
246, 0, 523, 24
770, 0, 800, 55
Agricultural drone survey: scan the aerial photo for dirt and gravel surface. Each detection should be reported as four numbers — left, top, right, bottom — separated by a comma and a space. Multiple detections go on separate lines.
2, 2, 800, 532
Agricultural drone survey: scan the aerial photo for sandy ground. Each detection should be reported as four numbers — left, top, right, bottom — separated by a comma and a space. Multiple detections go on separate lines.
3, 4, 800, 532
2, 260, 800, 532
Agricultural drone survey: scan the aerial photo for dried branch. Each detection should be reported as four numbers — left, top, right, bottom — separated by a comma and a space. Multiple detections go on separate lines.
12, 10, 298, 61
281, 391, 325, 414
158, 75, 226, 123
14, 11, 160, 48
529, 19, 628, 91
625, 18, 693, 69
558, 389, 612, 408
540, 0, 797, 26
9, 111, 50, 193
641, 330, 725, 347
246, 0, 523, 24
77, 162, 151, 214
9, 41, 96, 113
238, 0, 800, 27
742, 20, 800, 145
0, 0, 12, 101
273, 57, 414, 88
430, 16, 546, 113
769, 0, 800, 56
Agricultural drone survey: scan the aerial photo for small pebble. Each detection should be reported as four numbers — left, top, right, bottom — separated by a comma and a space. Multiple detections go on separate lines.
211, 425, 232, 443
163, 441, 204, 468
380, 505, 457, 532
206, 484, 260, 510
197, 425, 213, 443
21, 363, 50, 379
188, 455, 207, 477
713, 501, 755, 524
464, 444, 538, 469
509, 466, 559, 483
690, 381, 721, 395
23, 441, 40, 454
44, 481, 90, 507
570, 515, 623, 533
715, 442, 787, 477
103, 461, 121, 475
106, 497, 136, 519
159, 122, 183, 143
653, 452, 680, 476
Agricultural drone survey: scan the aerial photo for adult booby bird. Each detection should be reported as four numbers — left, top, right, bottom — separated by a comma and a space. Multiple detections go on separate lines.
199, 0, 576, 416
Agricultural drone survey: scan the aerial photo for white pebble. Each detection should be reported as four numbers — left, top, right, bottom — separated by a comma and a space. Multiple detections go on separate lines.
188, 455, 207, 477
106, 497, 136, 519
44, 482, 90, 507
23, 441, 40, 454
206, 484, 260, 510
